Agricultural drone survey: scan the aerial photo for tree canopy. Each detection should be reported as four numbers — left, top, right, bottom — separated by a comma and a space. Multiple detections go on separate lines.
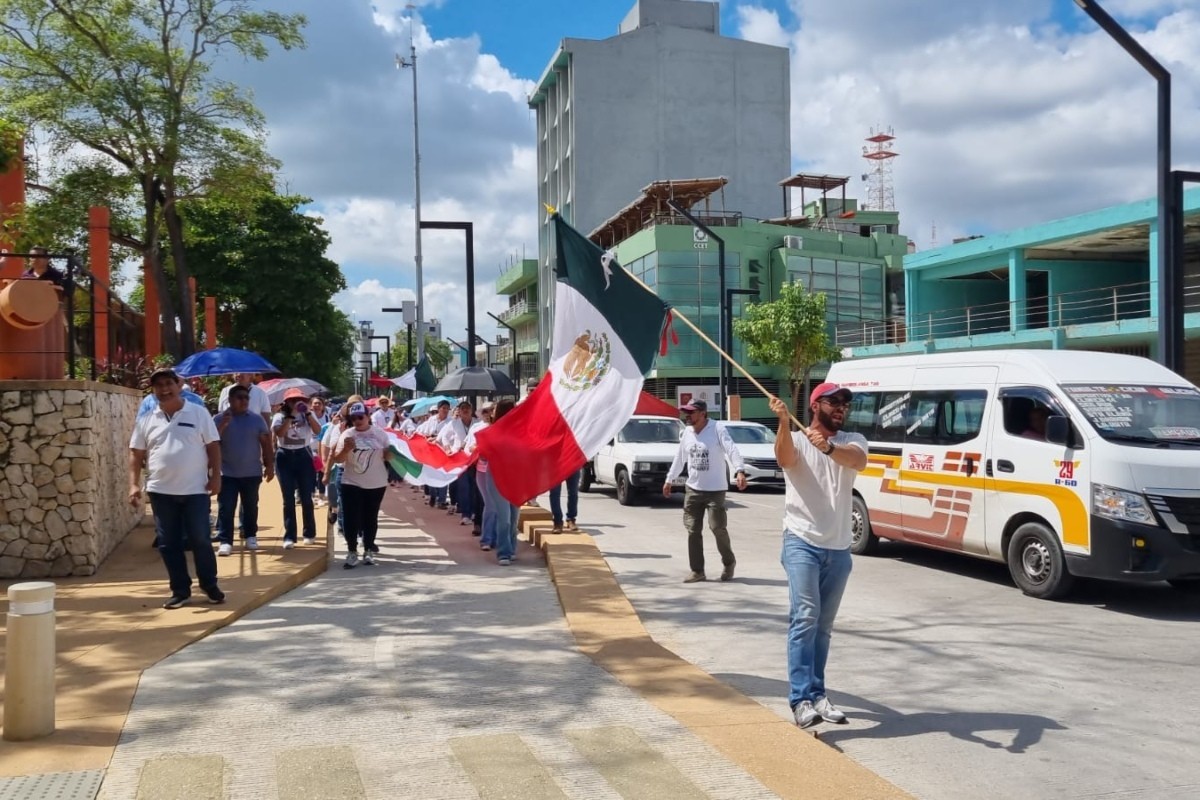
732, 280, 841, 417
183, 187, 355, 392
0, 0, 306, 357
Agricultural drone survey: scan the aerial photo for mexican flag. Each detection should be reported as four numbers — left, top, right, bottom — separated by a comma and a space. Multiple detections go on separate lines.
384, 430, 475, 488
477, 213, 670, 504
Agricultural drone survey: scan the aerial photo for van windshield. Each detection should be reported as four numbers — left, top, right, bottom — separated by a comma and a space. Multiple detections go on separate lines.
1062, 384, 1200, 445
724, 425, 776, 444
619, 419, 683, 443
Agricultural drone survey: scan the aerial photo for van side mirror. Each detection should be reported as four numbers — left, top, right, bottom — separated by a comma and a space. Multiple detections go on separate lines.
1046, 415, 1071, 446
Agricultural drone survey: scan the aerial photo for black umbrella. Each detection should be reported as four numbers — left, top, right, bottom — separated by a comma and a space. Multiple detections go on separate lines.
433, 366, 518, 395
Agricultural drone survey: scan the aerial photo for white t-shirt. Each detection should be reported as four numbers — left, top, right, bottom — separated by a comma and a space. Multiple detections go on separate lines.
399, 417, 419, 436
336, 425, 391, 490
129, 402, 220, 495
465, 421, 489, 473
418, 414, 451, 437
217, 383, 271, 417
666, 422, 745, 492
782, 431, 868, 550
436, 418, 472, 454
272, 411, 317, 450
371, 407, 397, 430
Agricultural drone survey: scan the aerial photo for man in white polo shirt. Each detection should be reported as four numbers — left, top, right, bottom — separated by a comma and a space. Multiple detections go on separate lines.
664, 399, 748, 584
217, 372, 272, 426
129, 367, 225, 609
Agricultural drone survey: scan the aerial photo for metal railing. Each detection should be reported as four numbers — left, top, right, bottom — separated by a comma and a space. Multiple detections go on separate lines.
835, 277, 1200, 348
498, 300, 531, 323
1, 254, 145, 383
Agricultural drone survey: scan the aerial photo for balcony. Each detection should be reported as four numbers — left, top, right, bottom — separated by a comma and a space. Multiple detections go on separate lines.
837, 278, 1200, 352
498, 300, 537, 326
495, 338, 540, 363
496, 260, 538, 295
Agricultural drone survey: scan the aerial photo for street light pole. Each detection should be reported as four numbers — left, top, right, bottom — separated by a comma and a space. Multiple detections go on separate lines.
421, 220, 476, 367
1074, 0, 1179, 372
397, 7, 426, 362
668, 199, 726, 417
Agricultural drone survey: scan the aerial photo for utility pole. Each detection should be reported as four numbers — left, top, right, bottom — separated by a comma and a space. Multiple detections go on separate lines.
397, 5, 426, 361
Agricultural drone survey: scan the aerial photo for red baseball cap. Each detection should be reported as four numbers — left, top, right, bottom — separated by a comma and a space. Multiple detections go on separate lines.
809, 382, 852, 406
282, 388, 307, 402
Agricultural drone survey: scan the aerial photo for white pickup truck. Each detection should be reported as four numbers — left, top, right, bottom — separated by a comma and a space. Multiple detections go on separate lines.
580, 415, 685, 505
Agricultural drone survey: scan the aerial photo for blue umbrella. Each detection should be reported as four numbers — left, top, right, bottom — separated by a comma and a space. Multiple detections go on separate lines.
137, 386, 207, 420
174, 347, 280, 378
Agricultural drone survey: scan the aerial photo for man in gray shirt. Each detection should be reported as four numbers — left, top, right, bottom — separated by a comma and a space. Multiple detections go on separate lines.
214, 384, 274, 554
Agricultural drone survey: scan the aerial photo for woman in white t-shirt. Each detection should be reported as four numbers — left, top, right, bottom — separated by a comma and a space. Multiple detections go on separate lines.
331, 401, 391, 568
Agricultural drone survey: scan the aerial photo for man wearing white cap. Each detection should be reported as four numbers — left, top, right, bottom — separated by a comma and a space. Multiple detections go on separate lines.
770, 382, 867, 730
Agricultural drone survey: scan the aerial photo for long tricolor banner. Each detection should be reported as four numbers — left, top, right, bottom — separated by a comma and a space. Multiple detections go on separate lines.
384, 429, 475, 488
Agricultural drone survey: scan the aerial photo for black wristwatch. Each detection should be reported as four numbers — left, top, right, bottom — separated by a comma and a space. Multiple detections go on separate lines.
823, 441, 835, 455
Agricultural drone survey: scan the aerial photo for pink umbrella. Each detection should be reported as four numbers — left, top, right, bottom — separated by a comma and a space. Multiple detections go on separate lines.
257, 377, 327, 404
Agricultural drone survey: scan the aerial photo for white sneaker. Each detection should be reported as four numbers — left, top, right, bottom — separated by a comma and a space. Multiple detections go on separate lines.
282, 540, 296, 550
303, 537, 317, 546
793, 700, 820, 729
217, 543, 232, 557
343, 551, 359, 569
246, 537, 258, 551
813, 696, 847, 724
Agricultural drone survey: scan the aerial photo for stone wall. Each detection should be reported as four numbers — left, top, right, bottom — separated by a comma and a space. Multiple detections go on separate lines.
0, 381, 143, 578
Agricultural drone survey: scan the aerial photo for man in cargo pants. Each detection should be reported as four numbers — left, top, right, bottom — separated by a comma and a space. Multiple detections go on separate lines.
664, 399, 748, 583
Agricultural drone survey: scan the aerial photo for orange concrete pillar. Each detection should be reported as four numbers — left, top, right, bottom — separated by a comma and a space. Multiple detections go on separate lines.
0, 137, 26, 279
143, 254, 161, 357
89, 207, 110, 363
204, 296, 217, 349
187, 276, 197, 350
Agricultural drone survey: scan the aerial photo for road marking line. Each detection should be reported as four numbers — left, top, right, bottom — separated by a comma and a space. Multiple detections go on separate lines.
566, 726, 709, 800
136, 755, 224, 800
276, 746, 366, 800
450, 733, 568, 799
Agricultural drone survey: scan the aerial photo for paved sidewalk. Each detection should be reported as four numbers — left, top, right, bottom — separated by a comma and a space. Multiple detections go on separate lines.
0, 477, 327, 779
3, 479, 907, 799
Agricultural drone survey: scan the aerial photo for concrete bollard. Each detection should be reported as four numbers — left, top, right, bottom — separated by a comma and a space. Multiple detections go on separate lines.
3, 581, 56, 741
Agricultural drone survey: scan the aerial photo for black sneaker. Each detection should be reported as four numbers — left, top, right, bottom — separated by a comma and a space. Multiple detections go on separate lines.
163, 595, 189, 609
204, 587, 226, 605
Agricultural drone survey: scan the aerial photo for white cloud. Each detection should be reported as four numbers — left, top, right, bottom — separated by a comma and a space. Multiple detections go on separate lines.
735, 6, 790, 48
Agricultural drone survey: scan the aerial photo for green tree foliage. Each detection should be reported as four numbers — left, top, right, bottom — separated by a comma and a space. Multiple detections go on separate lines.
0, 0, 305, 357
17, 159, 140, 279
388, 333, 452, 376
732, 280, 841, 417
182, 188, 354, 391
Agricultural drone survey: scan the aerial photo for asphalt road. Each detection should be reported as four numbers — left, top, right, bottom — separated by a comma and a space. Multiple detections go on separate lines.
555, 483, 1200, 800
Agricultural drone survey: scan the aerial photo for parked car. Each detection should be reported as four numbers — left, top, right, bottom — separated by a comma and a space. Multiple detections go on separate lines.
581, 415, 686, 505
720, 421, 783, 488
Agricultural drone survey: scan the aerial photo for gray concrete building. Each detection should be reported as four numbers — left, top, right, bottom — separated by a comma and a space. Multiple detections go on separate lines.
528, 0, 791, 367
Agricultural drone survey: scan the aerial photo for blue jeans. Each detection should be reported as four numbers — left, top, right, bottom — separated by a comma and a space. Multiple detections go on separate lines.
275, 448, 316, 541
455, 471, 474, 519
549, 470, 580, 526
477, 470, 497, 547
781, 532, 853, 709
328, 465, 344, 535
150, 493, 220, 598
483, 471, 518, 560
216, 475, 261, 545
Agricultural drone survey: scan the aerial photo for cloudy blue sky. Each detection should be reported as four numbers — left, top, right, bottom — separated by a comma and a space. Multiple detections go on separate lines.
217, 0, 1200, 366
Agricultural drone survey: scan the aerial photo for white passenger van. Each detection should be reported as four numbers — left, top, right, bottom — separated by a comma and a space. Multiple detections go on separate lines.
828, 350, 1200, 599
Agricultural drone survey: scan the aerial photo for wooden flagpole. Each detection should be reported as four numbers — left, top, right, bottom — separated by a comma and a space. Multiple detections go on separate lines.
545, 203, 809, 433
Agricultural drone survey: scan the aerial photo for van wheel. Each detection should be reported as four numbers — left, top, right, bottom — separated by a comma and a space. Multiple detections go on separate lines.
616, 469, 637, 506
850, 495, 878, 555
1167, 578, 1200, 593
579, 465, 594, 493
1007, 522, 1074, 600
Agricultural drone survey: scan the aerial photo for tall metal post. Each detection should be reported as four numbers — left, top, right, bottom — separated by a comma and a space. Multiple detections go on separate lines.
397, 8, 425, 361
1074, 0, 1178, 372
421, 220, 476, 367
668, 200, 726, 416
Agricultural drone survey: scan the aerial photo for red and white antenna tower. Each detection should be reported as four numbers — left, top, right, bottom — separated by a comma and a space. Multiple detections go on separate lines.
862, 126, 898, 211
